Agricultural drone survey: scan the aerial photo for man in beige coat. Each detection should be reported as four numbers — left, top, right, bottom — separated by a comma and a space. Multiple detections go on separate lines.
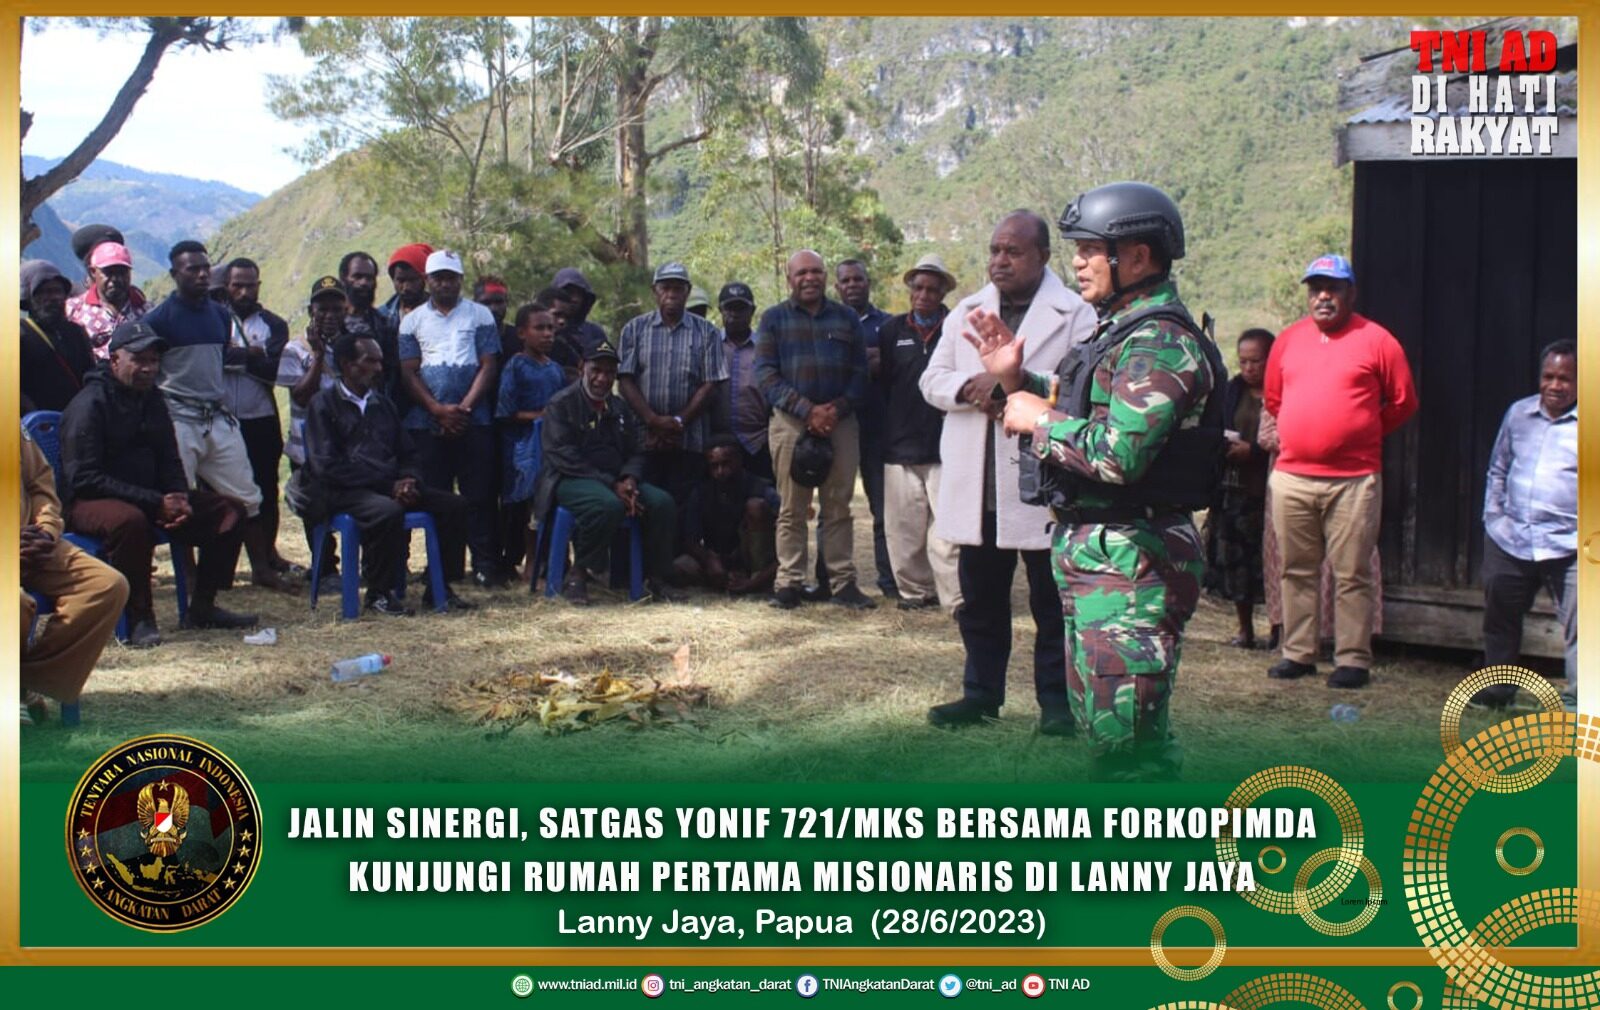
20, 429, 128, 723
919, 210, 1097, 733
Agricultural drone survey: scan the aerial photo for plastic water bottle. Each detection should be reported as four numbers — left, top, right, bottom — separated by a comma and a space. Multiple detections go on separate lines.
1329, 703, 1360, 724
330, 653, 391, 683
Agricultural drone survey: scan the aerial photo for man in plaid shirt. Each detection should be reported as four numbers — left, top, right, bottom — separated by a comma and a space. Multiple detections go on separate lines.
66, 241, 148, 358
754, 249, 874, 611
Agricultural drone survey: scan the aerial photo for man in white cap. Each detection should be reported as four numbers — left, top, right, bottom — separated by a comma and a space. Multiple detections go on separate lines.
398, 249, 502, 597
67, 240, 149, 358
878, 254, 962, 611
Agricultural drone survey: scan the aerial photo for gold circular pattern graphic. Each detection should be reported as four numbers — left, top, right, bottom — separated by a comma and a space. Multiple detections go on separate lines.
1439, 889, 1600, 1009
1291, 848, 1383, 937
1492, 826, 1544, 876
1439, 665, 1565, 793
1256, 845, 1287, 875
1149, 905, 1227, 982
1403, 709, 1600, 1007
1216, 765, 1363, 917
65, 733, 263, 932
1386, 980, 1422, 1010
1220, 972, 1370, 1010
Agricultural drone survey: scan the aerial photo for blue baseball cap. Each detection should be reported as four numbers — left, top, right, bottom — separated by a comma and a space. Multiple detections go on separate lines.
1301, 254, 1355, 284
652, 262, 691, 285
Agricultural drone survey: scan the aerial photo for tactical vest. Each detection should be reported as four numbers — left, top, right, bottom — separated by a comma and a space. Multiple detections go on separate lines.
1018, 303, 1229, 519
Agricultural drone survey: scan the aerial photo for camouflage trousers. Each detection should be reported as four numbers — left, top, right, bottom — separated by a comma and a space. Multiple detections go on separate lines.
1053, 515, 1204, 782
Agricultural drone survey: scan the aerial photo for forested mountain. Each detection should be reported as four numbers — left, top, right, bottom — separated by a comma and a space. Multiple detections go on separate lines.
213, 17, 1415, 334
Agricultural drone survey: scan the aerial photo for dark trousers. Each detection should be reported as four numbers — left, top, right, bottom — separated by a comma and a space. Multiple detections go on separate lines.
956, 509, 1068, 713
859, 429, 894, 593
1482, 535, 1578, 684
290, 461, 338, 579
554, 478, 677, 580
326, 485, 467, 599
740, 443, 773, 482
239, 414, 283, 542
414, 425, 498, 581
67, 490, 246, 621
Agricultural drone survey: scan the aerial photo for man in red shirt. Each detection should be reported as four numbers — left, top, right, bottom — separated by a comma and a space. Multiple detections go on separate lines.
1264, 254, 1417, 689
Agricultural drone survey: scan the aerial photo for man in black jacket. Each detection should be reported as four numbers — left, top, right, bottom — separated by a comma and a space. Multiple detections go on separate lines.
21, 259, 95, 413
60, 322, 256, 647
302, 333, 470, 616
533, 342, 678, 605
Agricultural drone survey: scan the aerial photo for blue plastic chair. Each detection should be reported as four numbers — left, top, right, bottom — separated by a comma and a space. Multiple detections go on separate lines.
23, 411, 188, 640
308, 511, 448, 619
23, 591, 81, 726
540, 506, 645, 601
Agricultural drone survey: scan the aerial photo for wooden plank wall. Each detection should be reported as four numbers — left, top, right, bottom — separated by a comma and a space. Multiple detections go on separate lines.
1351, 158, 1576, 590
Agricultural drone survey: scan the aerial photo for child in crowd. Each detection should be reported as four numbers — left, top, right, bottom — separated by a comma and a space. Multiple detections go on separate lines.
496, 302, 569, 578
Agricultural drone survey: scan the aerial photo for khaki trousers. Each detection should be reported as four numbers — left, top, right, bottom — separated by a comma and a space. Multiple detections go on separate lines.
1270, 469, 1382, 668
769, 411, 859, 592
883, 462, 962, 609
172, 414, 263, 516
21, 543, 129, 703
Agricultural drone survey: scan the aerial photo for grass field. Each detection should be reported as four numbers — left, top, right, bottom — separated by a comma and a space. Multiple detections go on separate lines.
20, 495, 1554, 787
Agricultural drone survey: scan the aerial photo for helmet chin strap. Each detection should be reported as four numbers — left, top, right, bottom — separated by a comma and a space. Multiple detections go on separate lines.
1094, 238, 1167, 315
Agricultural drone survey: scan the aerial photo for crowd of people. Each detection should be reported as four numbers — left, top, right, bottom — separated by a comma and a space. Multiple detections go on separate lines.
19, 186, 1578, 775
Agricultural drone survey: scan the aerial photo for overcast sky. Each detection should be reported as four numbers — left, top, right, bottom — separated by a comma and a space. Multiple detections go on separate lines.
20, 19, 317, 195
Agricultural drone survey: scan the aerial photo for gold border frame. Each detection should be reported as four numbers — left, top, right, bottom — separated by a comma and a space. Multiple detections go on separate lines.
2, 3, 1594, 970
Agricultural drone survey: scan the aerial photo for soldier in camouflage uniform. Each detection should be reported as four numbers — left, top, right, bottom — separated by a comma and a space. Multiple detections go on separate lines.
964, 182, 1226, 782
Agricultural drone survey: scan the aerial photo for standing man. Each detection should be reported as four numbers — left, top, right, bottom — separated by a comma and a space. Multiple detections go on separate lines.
551, 267, 609, 357
139, 242, 296, 594
398, 249, 502, 592
1264, 254, 1418, 689
221, 257, 293, 576
978, 185, 1224, 781
617, 262, 728, 509
380, 243, 433, 326
756, 250, 874, 610
474, 274, 520, 363
338, 251, 403, 402
717, 282, 771, 479
879, 254, 962, 611
834, 258, 897, 599
20, 260, 95, 413
1475, 341, 1578, 711
67, 241, 149, 358
920, 211, 1095, 737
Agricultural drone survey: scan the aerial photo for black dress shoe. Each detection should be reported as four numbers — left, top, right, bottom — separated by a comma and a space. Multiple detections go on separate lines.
928, 697, 999, 727
127, 618, 163, 648
770, 586, 802, 610
1467, 683, 1519, 710
1039, 709, 1077, 737
830, 583, 877, 610
366, 592, 415, 617
896, 596, 939, 612
182, 605, 259, 630
801, 583, 831, 603
560, 572, 590, 607
1327, 665, 1370, 689
1267, 659, 1317, 680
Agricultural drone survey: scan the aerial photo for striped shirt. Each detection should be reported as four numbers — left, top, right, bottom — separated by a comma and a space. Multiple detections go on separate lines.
616, 309, 728, 452
752, 297, 868, 420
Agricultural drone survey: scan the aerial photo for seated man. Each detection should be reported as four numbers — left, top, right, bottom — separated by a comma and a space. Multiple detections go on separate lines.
673, 437, 779, 596
21, 428, 128, 723
303, 333, 471, 616
532, 342, 678, 605
60, 322, 257, 647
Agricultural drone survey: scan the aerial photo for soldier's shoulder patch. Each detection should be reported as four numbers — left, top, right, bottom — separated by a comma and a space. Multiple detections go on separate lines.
1124, 352, 1156, 382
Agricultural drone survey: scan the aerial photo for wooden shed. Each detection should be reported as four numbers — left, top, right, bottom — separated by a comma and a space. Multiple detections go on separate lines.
1334, 33, 1576, 656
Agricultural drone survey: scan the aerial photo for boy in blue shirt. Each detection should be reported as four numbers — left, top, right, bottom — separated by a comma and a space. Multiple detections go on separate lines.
497, 302, 568, 578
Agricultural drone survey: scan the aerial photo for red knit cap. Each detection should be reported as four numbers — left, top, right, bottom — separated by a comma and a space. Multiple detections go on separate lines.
387, 243, 434, 276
